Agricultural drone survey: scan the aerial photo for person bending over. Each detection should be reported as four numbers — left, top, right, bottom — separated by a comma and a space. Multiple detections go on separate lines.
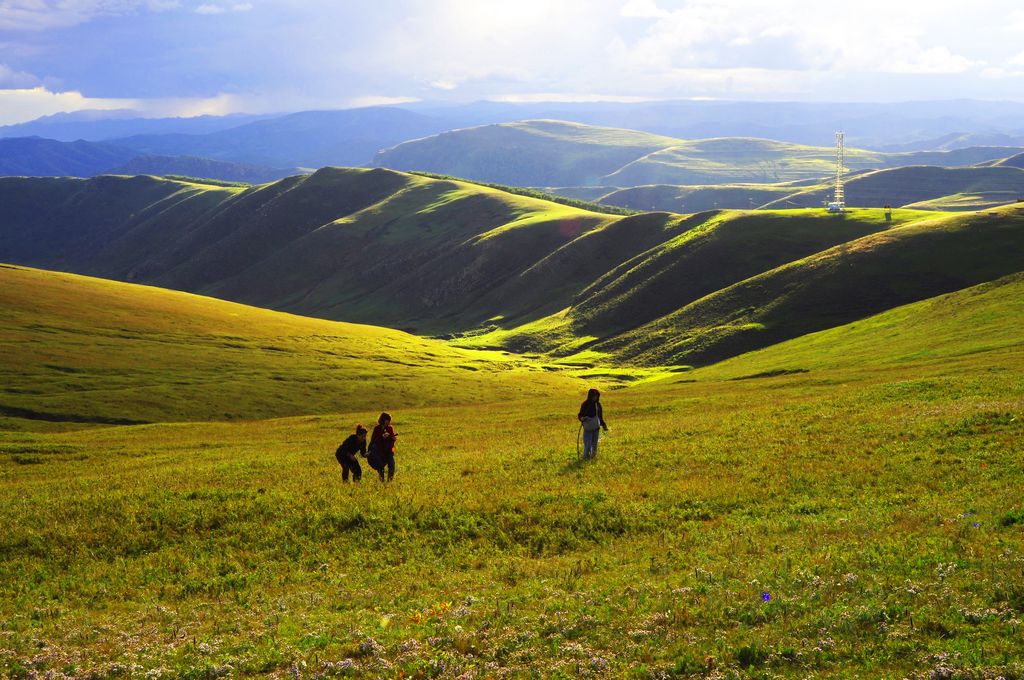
335, 424, 368, 482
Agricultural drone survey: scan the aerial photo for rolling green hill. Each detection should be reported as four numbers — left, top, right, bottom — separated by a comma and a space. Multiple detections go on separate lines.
104, 154, 298, 183
373, 120, 684, 186
993, 151, 1024, 169
0, 264, 582, 429
760, 165, 1024, 211
689, 271, 1024, 380
5, 169, 1024, 370
596, 182, 805, 212
373, 120, 1024, 188
601, 166, 1024, 214
606, 140, 1024, 186
596, 204, 1024, 365
0, 169, 630, 334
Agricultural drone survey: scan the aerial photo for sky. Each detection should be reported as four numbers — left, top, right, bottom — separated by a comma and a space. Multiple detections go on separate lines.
2, 0, 1024, 124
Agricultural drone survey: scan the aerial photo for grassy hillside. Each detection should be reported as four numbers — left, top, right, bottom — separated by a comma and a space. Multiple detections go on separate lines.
0, 265, 583, 430
6, 170, 1023, 371
455, 208, 934, 356
0, 169, 660, 335
374, 121, 1023, 188
105, 154, 298, 183
597, 182, 805, 212
762, 165, 1024, 211
598, 204, 1024, 366
374, 120, 683, 186
690, 272, 1024, 380
2, 276, 1023, 676
993, 152, 1024, 169
0, 170, 612, 331
606, 139, 1024, 187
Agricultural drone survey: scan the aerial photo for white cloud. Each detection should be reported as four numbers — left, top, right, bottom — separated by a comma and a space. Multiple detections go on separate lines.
883, 46, 980, 75
1008, 9, 1024, 32
978, 66, 1024, 80
346, 95, 420, 108
194, 2, 251, 15
0, 0, 179, 31
493, 92, 660, 103
0, 86, 134, 125
0, 86, 272, 125
620, 0, 670, 19
0, 63, 40, 88
430, 79, 459, 91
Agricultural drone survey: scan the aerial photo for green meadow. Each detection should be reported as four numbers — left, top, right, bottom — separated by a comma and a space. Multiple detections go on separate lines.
2, 261, 1024, 678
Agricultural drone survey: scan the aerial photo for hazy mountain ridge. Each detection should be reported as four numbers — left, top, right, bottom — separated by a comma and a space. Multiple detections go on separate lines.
0, 137, 137, 176
0, 110, 275, 142
0, 136, 300, 182
12, 99, 1024, 149
111, 108, 452, 168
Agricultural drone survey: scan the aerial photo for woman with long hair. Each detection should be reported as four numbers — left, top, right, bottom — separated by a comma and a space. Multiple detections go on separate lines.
368, 412, 398, 482
577, 388, 608, 460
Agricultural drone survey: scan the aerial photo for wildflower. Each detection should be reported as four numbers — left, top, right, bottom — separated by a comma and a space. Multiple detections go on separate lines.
359, 637, 384, 657
972, 522, 980, 527
762, 592, 771, 602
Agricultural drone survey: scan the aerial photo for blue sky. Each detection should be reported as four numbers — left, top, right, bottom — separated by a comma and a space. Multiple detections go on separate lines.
2, 0, 1024, 124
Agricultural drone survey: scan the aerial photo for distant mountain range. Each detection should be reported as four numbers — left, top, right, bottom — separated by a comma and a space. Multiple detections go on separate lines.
2, 169, 1022, 367
0, 109, 275, 142
0, 137, 298, 182
4, 98, 1024, 162
109, 108, 452, 169
0, 137, 137, 177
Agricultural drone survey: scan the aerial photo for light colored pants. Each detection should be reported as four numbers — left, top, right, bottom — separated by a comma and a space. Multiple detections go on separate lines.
582, 428, 600, 459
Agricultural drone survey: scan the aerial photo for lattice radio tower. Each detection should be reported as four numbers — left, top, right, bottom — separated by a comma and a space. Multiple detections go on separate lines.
828, 131, 845, 212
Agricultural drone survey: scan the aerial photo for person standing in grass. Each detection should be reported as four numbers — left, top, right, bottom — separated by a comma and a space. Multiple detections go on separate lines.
578, 388, 609, 460
335, 424, 368, 482
368, 412, 398, 482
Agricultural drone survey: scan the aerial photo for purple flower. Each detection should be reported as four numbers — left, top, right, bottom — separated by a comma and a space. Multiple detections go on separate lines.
761, 592, 771, 602
972, 522, 980, 527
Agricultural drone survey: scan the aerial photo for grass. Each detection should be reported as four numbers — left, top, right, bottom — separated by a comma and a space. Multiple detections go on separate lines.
604, 138, 1023, 187
377, 120, 680, 187
761, 166, 1024, 212
0, 265, 589, 430
2, 300, 1023, 677
590, 204, 1024, 366
596, 182, 802, 213
407, 171, 638, 216
0, 169, 625, 336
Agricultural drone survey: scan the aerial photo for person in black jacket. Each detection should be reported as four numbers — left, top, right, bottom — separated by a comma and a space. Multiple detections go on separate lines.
335, 425, 368, 482
577, 388, 609, 460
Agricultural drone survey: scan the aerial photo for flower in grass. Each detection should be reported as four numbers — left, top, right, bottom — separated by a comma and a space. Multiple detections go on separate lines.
761, 592, 771, 602
359, 637, 384, 657
972, 522, 980, 527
